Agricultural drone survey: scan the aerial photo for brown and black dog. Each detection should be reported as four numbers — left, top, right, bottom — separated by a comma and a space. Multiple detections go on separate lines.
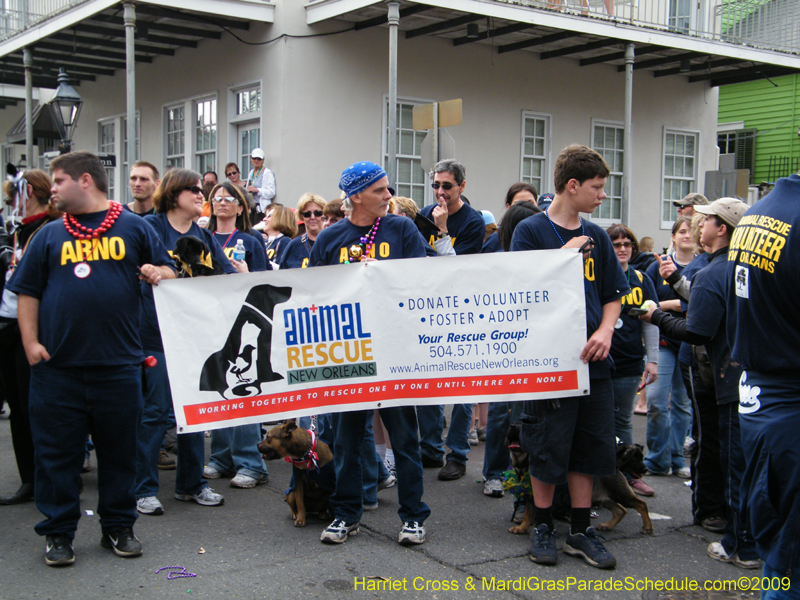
258, 419, 334, 527
505, 422, 653, 536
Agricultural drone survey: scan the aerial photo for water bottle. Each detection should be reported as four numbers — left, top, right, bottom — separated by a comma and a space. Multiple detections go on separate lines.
232, 239, 246, 262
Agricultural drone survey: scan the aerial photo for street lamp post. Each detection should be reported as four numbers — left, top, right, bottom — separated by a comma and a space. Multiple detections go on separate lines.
49, 68, 83, 154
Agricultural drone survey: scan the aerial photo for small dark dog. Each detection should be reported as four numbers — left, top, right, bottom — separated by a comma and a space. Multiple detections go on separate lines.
505, 422, 653, 535
258, 419, 334, 527
173, 235, 224, 277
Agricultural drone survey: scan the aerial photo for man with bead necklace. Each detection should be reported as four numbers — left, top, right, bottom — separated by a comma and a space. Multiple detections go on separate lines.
509, 144, 629, 570
7, 151, 175, 567
310, 161, 431, 546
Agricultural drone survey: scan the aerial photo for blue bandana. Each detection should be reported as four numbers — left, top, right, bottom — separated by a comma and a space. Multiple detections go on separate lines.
338, 162, 387, 198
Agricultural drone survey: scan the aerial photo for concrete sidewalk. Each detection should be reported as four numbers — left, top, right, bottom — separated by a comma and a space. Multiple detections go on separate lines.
0, 410, 758, 600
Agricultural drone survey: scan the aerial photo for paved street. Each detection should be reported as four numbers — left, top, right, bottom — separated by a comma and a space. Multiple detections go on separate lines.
0, 409, 758, 600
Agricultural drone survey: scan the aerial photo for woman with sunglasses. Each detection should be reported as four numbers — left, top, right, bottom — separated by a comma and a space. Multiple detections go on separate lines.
206, 182, 267, 273
134, 169, 236, 517
279, 193, 327, 269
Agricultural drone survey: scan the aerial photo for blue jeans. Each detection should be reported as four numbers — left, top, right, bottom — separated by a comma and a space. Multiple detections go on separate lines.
762, 564, 800, 600
361, 416, 379, 505
330, 406, 430, 524
482, 401, 522, 481
416, 404, 473, 465
209, 424, 267, 479
645, 346, 692, 473
718, 402, 758, 561
29, 363, 142, 537
612, 375, 642, 446
135, 350, 208, 498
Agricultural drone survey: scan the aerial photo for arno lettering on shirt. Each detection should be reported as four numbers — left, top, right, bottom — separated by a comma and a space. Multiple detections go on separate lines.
60, 238, 126, 265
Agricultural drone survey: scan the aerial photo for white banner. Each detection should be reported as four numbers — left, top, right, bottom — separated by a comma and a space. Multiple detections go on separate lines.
154, 250, 589, 433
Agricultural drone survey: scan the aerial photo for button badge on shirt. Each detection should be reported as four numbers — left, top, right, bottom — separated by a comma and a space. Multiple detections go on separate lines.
74, 262, 91, 279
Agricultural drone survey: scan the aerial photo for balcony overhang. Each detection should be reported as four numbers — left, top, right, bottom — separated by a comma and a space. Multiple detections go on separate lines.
0, 0, 273, 91
306, 0, 800, 86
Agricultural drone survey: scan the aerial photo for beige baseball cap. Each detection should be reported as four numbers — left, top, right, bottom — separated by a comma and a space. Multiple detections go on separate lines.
694, 197, 749, 228
673, 193, 708, 208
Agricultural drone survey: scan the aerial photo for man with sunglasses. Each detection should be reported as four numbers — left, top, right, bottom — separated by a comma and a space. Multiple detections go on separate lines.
673, 192, 708, 218
415, 159, 486, 483
245, 148, 276, 216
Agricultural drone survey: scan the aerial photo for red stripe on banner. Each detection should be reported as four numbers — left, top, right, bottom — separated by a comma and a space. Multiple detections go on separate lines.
184, 371, 579, 426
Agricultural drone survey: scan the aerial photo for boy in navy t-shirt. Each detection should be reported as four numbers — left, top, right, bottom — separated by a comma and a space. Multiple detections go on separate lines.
509, 144, 629, 569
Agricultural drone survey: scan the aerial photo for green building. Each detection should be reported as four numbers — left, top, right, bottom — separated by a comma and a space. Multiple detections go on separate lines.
718, 74, 800, 186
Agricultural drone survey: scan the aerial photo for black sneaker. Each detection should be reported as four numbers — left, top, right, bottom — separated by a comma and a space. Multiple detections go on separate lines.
437, 460, 466, 481
45, 535, 75, 567
101, 528, 143, 558
564, 527, 616, 569
528, 523, 558, 565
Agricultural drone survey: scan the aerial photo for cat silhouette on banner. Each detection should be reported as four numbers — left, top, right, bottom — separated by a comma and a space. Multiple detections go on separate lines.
200, 284, 292, 399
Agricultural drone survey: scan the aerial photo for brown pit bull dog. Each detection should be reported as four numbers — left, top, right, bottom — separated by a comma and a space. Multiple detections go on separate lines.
258, 419, 334, 527
505, 422, 653, 536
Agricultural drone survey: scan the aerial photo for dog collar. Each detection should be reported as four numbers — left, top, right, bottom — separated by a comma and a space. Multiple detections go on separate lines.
284, 429, 321, 472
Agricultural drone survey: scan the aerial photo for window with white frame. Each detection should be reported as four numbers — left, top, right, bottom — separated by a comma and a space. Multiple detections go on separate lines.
165, 105, 185, 169
383, 98, 428, 206
520, 112, 550, 195
98, 120, 116, 200
235, 87, 261, 116
2, 145, 14, 167
718, 129, 756, 183
662, 129, 698, 227
591, 121, 624, 222
669, 0, 692, 33
195, 98, 217, 175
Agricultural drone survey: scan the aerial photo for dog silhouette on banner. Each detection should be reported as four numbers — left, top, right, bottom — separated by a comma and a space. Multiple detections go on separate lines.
200, 284, 292, 399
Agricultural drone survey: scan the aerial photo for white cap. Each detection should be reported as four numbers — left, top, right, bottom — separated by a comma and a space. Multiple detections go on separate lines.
250, 148, 265, 159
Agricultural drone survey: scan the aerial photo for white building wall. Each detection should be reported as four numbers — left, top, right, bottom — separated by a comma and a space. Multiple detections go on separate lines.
1, 4, 718, 249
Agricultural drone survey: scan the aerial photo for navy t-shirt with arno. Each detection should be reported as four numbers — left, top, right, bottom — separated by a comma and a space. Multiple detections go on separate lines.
510, 212, 629, 379
279, 235, 314, 269
310, 213, 427, 266
213, 229, 269, 272
7, 209, 174, 367
419, 202, 485, 255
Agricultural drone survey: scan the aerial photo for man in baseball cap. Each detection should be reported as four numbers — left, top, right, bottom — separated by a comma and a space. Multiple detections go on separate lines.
673, 192, 708, 217
642, 194, 759, 571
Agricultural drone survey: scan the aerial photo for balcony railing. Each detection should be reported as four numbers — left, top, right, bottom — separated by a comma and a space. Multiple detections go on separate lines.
3, 0, 799, 56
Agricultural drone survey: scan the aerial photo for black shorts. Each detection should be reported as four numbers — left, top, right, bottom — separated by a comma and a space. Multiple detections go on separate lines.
519, 377, 616, 485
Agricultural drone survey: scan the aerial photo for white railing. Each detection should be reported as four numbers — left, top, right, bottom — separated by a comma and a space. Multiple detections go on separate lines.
3, 0, 799, 55
512, 0, 800, 55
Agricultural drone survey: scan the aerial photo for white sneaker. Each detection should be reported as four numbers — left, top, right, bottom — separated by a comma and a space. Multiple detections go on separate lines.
398, 521, 426, 545
708, 542, 761, 569
378, 473, 396, 491
483, 478, 505, 498
136, 496, 164, 515
468, 430, 479, 446
203, 465, 227, 479
320, 519, 359, 543
674, 466, 692, 479
230, 473, 267, 489
175, 486, 224, 506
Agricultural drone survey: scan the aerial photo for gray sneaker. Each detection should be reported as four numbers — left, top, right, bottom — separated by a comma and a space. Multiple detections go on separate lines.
564, 527, 616, 569
398, 521, 426, 545
175, 486, 224, 507
136, 496, 164, 516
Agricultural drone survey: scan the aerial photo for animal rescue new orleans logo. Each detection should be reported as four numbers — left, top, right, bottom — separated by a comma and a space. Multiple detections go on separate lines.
199, 285, 292, 399
738, 371, 761, 415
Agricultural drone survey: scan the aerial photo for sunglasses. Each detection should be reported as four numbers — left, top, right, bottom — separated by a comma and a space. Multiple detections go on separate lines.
431, 182, 456, 190
612, 241, 632, 249
225, 171, 239, 177
302, 210, 323, 218
181, 185, 203, 195
212, 196, 238, 203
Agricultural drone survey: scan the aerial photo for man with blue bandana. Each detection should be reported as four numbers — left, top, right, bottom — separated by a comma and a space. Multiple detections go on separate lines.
726, 173, 800, 598
312, 161, 430, 547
